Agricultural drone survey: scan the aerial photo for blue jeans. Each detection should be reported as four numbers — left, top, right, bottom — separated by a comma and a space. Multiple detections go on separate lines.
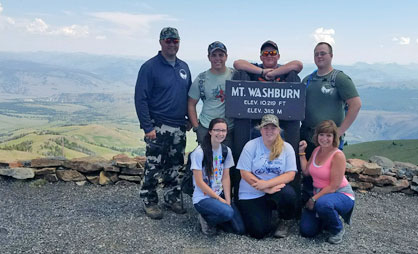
194, 198, 245, 235
300, 192, 354, 237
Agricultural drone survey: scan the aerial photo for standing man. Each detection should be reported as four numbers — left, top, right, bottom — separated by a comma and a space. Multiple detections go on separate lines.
300, 42, 361, 158
188, 41, 235, 147
135, 27, 192, 220
300, 42, 361, 203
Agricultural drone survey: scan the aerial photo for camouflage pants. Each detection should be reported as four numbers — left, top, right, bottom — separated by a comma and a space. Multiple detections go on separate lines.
140, 124, 186, 205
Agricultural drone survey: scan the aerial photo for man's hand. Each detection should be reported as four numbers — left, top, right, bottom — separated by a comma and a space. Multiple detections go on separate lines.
145, 130, 156, 139
186, 121, 193, 131
264, 184, 285, 194
299, 140, 307, 153
305, 198, 315, 210
263, 68, 275, 80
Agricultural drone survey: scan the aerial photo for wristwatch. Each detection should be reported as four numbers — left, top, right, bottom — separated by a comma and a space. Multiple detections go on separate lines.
310, 197, 316, 203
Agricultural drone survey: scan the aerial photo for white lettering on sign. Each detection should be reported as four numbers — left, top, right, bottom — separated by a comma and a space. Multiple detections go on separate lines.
232, 87, 245, 96
246, 88, 300, 99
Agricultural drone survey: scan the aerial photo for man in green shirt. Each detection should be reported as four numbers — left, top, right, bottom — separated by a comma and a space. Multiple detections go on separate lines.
188, 41, 235, 147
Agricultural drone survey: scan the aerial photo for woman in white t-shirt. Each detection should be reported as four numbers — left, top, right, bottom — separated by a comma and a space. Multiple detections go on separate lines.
190, 118, 245, 236
237, 114, 297, 239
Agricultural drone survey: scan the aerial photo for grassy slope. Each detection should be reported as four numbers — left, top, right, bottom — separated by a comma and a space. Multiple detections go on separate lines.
344, 139, 418, 165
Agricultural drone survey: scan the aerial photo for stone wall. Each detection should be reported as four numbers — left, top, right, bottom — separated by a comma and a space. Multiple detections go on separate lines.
1, 154, 417, 194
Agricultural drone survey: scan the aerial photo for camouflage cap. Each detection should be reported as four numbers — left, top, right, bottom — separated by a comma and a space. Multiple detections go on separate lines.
258, 114, 280, 128
208, 41, 227, 55
260, 40, 279, 53
160, 27, 180, 40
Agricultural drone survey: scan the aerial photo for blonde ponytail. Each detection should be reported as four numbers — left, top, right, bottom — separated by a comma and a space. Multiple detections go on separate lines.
269, 134, 284, 161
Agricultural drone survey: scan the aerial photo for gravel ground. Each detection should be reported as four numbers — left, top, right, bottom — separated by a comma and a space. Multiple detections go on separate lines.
1, 177, 417, 254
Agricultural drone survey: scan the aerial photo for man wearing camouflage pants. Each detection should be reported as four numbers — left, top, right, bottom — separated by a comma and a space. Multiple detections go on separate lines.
134, 27, 192, 219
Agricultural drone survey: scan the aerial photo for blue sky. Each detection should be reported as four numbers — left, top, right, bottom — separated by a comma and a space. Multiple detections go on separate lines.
0, 0, 417, 65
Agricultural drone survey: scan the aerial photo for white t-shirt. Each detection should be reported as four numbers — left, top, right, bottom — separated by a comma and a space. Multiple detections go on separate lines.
190, 145, 234, 204
237, 137, 297, 200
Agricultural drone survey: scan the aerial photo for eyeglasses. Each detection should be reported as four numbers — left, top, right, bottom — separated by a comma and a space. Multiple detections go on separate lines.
212, 129, 227, 133
261, 50, 278, 57
314, 51, 330, 57
164, 38, 180, 44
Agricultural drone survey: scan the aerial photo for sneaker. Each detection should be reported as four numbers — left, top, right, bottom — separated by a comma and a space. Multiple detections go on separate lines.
274, 220, 290, 238
143, 202, 163, 220
164, 201, 186, 214
198, 214, 216, 236
328, 227, 345, 244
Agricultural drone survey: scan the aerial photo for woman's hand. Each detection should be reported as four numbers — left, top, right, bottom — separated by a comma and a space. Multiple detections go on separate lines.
264, 183, 285, 194
217, 196, 229, 205
305, 198, 315, 210
299, 140, 307, 153
251, 179, 270, 190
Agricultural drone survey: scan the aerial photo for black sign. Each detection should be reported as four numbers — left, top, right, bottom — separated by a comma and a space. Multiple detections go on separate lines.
225, 80, 305, 120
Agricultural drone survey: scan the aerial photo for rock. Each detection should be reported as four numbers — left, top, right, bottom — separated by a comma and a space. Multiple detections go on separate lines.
362, 163, 382, 176
103, 165, 120, 173
112, 154, 138, 169
31, 157, 65, 168
347, 158, 367, 168
34, 167, 56, 176
134, 156, 146, 168
75, 181, 87, 186
346, 163, 363, 174
43, 174, 59, 182
99, 171, 112, 185
56, 169, 86, 182
120, 167, 144, 176
8, 161, 24, 168
401, 188, 415, 195
358, 174, 397, 186
349, 181, 374, 190
0, 167, 35, 179
372, 180, 409, 193
118, 175, 141, 182
411, 185, 418, 193
412, 176, 418, 185
86, 175, 100, 185
369, 156, 394, 174
393, 161, 418, 180
63, 156, 108, 173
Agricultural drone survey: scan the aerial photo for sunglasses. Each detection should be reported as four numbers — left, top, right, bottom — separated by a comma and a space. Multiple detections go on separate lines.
164, 38, 180, 44
261, 50, 278, 56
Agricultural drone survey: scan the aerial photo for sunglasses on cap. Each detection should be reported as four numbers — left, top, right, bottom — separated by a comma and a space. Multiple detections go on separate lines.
261, 50, 278, 56
164, 38, 180, 44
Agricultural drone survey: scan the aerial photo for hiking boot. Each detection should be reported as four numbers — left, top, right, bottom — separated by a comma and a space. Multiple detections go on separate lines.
143, 202, 163, 220
274, 220, 290, 238
164, 201, 186, 214
198, 214, 216, 236
328, 227, 345, 244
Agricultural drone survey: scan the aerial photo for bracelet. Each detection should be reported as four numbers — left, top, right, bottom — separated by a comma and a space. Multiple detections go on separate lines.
298, 152, 306, 156
310, 197, 316, 203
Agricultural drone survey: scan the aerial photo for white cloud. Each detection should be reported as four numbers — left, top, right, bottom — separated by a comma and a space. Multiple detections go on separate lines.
392, 36, 411, 45
313, 27, 335, 45
89, 12, 175, 35
0, 3, 3, 14
52, 24, 89, 37
26, 18, 48, 34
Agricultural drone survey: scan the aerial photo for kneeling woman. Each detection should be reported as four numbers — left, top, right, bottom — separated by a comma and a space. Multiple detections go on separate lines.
237, 114, 297, 239
190, 118, 245, 235
299, 120, 355, 244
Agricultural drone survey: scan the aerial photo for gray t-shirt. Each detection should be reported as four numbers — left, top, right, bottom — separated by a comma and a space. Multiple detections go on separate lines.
188, 68, 235, 129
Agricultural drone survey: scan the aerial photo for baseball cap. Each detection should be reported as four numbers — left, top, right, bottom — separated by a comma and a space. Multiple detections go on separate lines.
257, 114, 280, 128
260, 40, 279, 53
160, 27, 180, 40
208, 41, 227, 55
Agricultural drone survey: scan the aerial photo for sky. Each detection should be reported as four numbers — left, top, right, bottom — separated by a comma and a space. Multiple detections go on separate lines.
0, 0, 417, 65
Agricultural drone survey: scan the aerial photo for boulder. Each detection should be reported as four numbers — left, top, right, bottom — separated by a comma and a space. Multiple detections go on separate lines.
34, 167, 56, 176
103, 165, 120, 173
349, 181, 373, 190
8, 161, 24, 168
63, 156, 108, 173
347, 158, 367, 168
56, 169, 86, 182
412, 176, 418, 185
112, 154, 138, 169
0, 167, 35, 179
99, 171, 112, 185
393, 161, 418, 180
86, 175, 100, 185
346, 163, 363, 174
118, 175, 141, 182
31, 157, 65, 168
362, 163, 382, 176
358, 174, 397, 186
372, 180, 409, 193
75, 181, 87, 186
369, 155, 394, 174
120, 167, 144, 176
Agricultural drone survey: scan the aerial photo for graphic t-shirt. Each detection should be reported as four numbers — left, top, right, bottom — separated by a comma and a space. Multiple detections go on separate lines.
237, 137, 297, 200
190, 145, 234, 204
